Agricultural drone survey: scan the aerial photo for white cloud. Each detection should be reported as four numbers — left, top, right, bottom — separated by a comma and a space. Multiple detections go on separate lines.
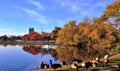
23, 8, 48, 25
71, 5, 80, 12
26, 0, 45, 10
55, 0, 90, 12
55, 0, 114, 18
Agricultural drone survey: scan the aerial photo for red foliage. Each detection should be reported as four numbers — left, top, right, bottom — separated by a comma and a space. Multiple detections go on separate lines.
29, 32, 41, 40
23, 34, 29, 40
23, 46, 41, 55
41, 32, 49, 39
23, 31, 49, 41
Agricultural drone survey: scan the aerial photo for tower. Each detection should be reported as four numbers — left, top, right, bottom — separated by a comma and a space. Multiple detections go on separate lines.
29, 28, 34, 34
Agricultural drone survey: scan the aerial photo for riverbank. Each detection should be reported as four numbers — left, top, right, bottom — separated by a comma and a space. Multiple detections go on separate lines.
34, 53, 120, 71
0, 41, 56, 46
33, 64, 119, 71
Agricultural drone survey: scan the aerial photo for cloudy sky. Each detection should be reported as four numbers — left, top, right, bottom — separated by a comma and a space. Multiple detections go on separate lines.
0, 0, 115, 36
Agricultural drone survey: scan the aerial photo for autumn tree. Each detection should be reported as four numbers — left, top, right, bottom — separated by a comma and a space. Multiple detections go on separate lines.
101, 0, 120, 21
99, 0, 120, 29
56, 18, 120, 61
56, 20, 78, 46
50, 27, 61, 40
55, 0, 120, 61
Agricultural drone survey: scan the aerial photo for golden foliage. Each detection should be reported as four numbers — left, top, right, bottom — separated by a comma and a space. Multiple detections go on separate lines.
101, 0, 120, 21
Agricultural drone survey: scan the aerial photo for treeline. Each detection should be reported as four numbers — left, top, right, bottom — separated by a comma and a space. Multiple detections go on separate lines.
55, 0, 120, 63
0, 27, 61, 42
0, 35, 22, 42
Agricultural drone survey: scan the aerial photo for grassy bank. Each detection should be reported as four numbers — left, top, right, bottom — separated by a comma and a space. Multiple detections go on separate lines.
34, 54, 120, 71
0, 41, 56, 46
109, 53, 120, 61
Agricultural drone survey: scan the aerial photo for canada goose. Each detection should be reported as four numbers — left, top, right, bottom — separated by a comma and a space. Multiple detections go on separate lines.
60, 61, 66, 66
104, 59, 109, 65
96, 57, 100, 63
71, 62, 78, 71
81, 62, 85, 67
50, 60, 62, 69
85, 61, 93, 69
91, 60, 98, 67
40, 62, 45, 69
39, 62, 49, 69
44, 64, 49, 69
104, 55, 108, 59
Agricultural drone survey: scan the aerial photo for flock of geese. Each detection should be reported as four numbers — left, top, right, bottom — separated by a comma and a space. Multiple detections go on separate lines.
39, 60, 66, 69
39, 55, 120, 71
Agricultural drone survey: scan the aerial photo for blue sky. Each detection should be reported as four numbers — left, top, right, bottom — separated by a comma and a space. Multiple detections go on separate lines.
0, 0, 115, 36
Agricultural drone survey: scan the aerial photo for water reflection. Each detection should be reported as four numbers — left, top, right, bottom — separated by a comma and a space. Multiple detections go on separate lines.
0, 45, 59, 71
23, 46, 42, 55
22, 45, 57, 56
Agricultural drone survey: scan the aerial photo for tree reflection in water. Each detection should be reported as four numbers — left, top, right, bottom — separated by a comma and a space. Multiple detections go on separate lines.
22, 45, 57, 56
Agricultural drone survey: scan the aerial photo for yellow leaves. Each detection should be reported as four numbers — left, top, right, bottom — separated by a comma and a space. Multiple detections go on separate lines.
74, 34, 80, 44
55, 0, 120, 61
56, 21, 77, 46
56, 19, 120, 56
89, 29, 99, 40
101, 0, 120, 21
107, 35, 116, 42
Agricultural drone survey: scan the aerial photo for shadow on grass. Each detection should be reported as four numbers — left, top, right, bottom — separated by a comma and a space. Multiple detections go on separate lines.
104, 66, 119, 71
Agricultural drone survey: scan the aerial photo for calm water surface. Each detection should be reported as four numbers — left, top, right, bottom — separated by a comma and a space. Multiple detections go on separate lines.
0, 45, 59, 71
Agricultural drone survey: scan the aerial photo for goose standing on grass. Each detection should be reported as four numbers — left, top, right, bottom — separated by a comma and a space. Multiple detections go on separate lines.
81, 62, 85, 67
104, 59, 109, 65
60, 61, 66, 66
91, 60, 98, 67
71, 63, 78, 71
40, 62, 45, 69
39, 62, 49, 69
80, 61, 93, 71
103, 55, 109, 65
104, 55, 108, 59
85, 61, 93, 69
50, 60, 62, 69
96, 57, 100, 63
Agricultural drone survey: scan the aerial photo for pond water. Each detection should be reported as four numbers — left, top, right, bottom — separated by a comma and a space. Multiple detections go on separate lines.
0, 45, 59, 71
